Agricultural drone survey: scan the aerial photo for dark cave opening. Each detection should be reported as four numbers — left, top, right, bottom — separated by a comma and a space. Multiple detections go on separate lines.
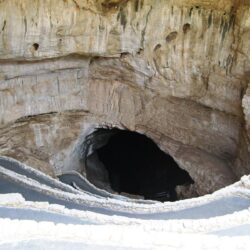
86, 128, 194, 202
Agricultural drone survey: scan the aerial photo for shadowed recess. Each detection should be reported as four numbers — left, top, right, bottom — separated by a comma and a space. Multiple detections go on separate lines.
85, 128, 194, 202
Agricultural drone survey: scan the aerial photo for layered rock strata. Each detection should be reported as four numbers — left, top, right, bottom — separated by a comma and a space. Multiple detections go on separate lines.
0, 0, 250, 197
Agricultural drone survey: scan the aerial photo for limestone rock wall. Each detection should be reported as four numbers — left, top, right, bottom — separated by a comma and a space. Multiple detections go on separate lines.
0, 0, 250, 196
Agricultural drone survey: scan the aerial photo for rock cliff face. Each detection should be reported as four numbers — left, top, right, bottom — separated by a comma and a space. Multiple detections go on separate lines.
0, 0, 249, 198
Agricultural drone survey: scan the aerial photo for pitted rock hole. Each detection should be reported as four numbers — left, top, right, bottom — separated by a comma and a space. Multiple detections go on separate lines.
32, 43, 39, 51
84, 128, 194, 202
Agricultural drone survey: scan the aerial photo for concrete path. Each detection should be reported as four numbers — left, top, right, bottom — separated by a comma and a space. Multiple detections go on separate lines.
0, 169, 249, 220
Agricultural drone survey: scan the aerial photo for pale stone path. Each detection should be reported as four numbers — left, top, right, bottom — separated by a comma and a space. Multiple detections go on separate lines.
0, 157, 249, 249
0, 157, 249, 220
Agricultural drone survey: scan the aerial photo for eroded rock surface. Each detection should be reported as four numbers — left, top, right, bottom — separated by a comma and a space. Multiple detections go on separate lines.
0, 0, 250, 197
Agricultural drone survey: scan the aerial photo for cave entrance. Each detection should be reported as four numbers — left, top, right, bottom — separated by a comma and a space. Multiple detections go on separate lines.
85, 128, 194, 202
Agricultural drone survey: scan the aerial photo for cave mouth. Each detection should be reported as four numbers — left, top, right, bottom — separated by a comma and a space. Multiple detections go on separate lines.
85, 128, 194, 202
